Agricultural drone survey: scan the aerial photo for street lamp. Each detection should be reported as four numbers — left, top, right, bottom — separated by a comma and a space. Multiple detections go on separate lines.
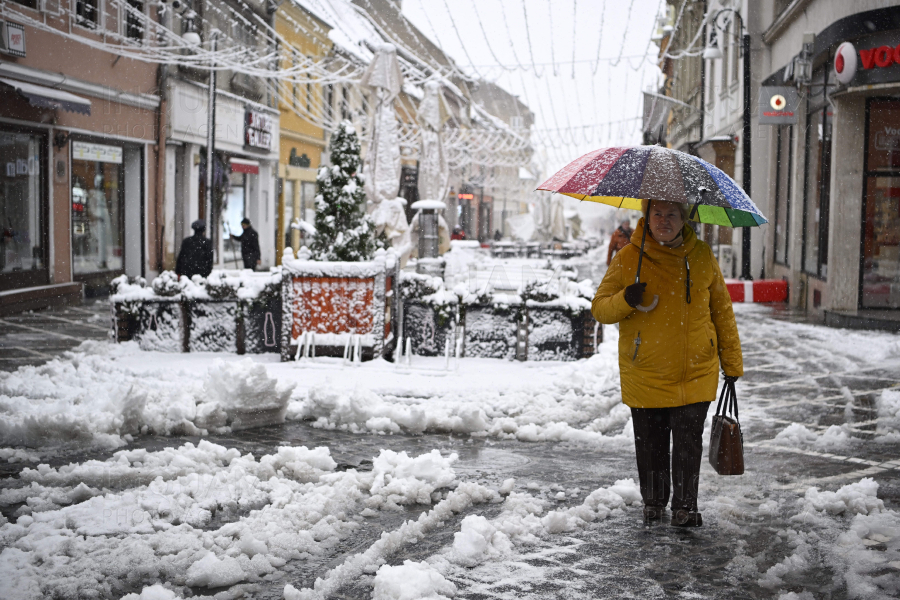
204, 30, 218, 237
705, 8, 753, 280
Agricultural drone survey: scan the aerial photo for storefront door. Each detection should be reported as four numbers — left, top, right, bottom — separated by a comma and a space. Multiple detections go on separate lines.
0, 130, 47, 291
223, 171, 245, 268
861, 98, 900, 308
71, 141, 125, 286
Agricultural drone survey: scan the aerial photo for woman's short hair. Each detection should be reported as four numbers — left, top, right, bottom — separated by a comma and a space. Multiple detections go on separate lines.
641, 199, 691, 222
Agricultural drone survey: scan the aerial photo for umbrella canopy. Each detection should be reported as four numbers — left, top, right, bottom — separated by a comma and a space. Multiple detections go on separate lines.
417, 81, 450, 205
362, 44, 403, 205
537, 145, 767, 227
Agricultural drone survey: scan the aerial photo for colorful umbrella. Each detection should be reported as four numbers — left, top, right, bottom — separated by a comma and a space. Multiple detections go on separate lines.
537, 146, 767, 312
536, 145, 767, 227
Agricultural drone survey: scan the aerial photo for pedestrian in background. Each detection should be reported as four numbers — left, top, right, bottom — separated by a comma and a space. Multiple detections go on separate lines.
231, 218, 261, 270
607, 220, 633, 266
175, 220, 214, 279
591, 200, 743, 527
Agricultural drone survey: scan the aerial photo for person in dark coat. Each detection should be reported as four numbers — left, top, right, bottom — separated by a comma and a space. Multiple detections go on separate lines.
176, 220, 214, 278
607, 220, 633, 266
231, 218, 261, 270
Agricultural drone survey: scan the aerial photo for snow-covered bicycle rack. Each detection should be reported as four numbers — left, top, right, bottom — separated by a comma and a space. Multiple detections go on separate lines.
394, 331, 463, 376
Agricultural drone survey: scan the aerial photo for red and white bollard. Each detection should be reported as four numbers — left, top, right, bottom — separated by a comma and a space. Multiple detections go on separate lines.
725, 279, 789, 303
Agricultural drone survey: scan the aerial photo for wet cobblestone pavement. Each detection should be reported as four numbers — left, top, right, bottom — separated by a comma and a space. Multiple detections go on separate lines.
0, 300, 110, 372
2, 302, 900, 598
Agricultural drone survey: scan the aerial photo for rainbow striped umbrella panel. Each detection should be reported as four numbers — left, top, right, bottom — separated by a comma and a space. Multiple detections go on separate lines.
537, 145, 767, 227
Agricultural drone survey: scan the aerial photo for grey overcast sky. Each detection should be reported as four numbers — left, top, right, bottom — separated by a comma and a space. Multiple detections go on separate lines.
401, 0, 664, 181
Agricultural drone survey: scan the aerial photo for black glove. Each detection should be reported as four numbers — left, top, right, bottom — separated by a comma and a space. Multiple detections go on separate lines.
623, 282, 647, 308
723, 375, 739, 386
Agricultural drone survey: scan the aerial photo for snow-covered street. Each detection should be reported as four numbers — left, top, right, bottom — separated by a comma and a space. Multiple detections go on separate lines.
2, 302, 900, 599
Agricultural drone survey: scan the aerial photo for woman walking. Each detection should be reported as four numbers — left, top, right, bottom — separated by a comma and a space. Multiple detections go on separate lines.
592, 199, 743, 527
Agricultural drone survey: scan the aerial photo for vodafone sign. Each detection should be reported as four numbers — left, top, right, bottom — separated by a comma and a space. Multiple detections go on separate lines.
834, 39, 900, 85
834, 42, 857, 84
759, 86, 799, 125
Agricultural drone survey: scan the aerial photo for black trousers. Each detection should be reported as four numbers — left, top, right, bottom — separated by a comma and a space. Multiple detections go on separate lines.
630, 401, 711, 512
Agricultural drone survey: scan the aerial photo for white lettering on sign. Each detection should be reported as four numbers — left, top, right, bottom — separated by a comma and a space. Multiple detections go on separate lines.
245, 110, 273, 150
72, 141, 123, 164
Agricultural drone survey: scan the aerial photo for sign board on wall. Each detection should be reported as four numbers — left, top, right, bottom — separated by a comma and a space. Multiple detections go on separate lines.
72, 141, 123, 164
245, 110, 273, 150
0, 21, 25, 58
758, 86, 800, 125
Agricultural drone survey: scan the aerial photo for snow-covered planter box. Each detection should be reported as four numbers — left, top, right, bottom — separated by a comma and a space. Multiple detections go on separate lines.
402, 301, 459, 357
519, 279, 598, 361
281, 248, 399, 361
239, 291, 282, 354
131, 299, 185, 352
525, 302, 595, 361
110, 271, 283, 355
463, 300, 521, 360
399, 271, 461, 357
187, 300, 238, 353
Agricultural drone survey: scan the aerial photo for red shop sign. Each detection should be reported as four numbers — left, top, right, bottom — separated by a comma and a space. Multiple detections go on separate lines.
859, 44, 900, 70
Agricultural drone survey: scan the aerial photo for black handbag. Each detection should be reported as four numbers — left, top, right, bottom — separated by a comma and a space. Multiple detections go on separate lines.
709, 378, 744, 475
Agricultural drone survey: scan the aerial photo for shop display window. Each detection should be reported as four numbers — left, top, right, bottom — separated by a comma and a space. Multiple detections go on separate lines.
283, 179, 295, 251
0, 131, 45, 287
774, 125, 793, 265
223, 170, 245, 237
301, 181, 316, 240
862, 99, 900, 308
802, 108, 832, 278
71, 144, 125, 275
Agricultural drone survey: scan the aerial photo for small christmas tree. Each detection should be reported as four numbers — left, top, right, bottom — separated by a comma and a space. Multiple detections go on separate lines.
309, 121, 381, 261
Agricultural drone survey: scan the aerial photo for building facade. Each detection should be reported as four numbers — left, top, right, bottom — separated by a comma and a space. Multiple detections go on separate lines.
760, 1, 900, 327
161, 0, 280, 273
274, 1, 331, 260
0, 0, 162, 312
655, 0, 900, 327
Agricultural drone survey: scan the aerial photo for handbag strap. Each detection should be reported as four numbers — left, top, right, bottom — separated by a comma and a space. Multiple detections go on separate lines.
715, 379, 740, 423
714, 379, 729, 418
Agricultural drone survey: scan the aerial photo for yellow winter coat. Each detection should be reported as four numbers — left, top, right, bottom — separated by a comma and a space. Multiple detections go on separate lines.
592, 219, 743, 409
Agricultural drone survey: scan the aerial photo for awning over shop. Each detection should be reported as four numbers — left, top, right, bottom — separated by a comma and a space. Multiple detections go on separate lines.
230, 157, 259, 174
0, 77, 91, 115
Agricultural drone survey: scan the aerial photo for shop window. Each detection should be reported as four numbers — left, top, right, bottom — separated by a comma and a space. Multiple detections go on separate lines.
324, 84, 333, 124
774, 125, 793, 265
802, 108, 832, 278
75, 0, 100, 29
719, 22, 729, 95
861, 99, 900, 309
730, 22, 739, 87
301, 181, 316, 243
283, 179, 295, 251
125, 0, 144, 41
291, 51, 299, 110
223, 170, 246, 248
341, 86, 350, 121
71, 142, 124, 275
0, 131, 45, 289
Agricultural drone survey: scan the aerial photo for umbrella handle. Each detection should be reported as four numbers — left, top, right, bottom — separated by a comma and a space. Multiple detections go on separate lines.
635, 295, 659, 312
635, 213, 649, 285
633, 204, 658, 312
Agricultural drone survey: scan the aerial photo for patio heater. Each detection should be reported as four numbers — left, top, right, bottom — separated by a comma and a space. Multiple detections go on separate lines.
412, 199, 445, 276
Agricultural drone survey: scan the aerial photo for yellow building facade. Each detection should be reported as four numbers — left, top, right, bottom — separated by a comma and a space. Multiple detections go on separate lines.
275, 3, 333, 262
